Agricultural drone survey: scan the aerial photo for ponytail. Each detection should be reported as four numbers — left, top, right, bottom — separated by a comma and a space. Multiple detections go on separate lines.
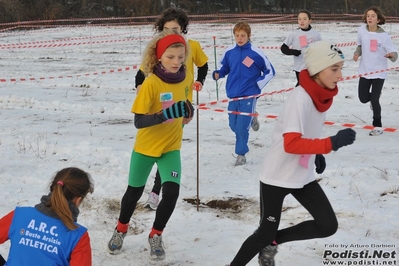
48, 167, 94, 230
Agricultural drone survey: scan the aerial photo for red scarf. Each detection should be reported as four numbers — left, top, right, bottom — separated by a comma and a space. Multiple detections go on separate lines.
299, 70, 338, 112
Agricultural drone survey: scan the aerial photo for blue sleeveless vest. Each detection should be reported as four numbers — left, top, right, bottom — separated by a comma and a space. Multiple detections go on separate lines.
6, 206, 87, 266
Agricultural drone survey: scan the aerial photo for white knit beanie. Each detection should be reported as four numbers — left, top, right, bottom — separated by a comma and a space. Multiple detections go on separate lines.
304, 41, 345, 76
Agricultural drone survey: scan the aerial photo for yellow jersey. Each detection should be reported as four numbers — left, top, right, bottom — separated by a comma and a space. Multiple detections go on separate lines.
131, 71, 193, 157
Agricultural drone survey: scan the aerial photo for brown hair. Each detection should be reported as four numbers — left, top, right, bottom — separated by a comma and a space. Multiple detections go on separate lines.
298, 10, 312, 20
233, 21, 251, 37
154, 8, 189, 34
47, 167, 94, 230
362, 6, 386, 25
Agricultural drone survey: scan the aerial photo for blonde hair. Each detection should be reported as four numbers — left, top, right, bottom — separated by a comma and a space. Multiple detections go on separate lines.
141, 29, 189, 76
48, 167, 94, 230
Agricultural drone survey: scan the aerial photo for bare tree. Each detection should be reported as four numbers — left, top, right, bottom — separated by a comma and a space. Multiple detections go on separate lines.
0, 0, 23, 22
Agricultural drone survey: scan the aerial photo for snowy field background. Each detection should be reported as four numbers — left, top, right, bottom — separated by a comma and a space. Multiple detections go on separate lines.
0, 21, 399, 265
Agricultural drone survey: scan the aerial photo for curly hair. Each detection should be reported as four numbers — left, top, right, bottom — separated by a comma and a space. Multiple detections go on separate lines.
154, 8, 190, 34
141, 30, 189, 76
362, 6, 386, 25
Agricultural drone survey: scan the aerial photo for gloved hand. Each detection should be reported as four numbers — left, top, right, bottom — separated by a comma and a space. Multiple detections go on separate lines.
192, 81, 202, 91
314, 154, 326, 174
163, 100, 194, 120
330, 128, 356, 151
292, 49, 301, 56
0, 253, 6, 266
184, 99, 194, 118
212, 70, 220, 80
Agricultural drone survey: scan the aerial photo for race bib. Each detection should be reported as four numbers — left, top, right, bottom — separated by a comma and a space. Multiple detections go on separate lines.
299, 35, 308, 47
370, 39, 378, 52
242, 56, 254, 67
299, 154, 311, 169
160, 93, 174, 123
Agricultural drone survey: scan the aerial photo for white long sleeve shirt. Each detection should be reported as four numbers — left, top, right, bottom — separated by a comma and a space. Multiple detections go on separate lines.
357, 24, 397, 79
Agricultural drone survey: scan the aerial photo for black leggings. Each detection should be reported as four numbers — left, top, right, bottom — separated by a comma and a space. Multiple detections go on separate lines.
294, 71, 300, 87
358, 77, 385, 127
230, 181, 338, 266
151, 170, 162, 195
119, 182, 180, 231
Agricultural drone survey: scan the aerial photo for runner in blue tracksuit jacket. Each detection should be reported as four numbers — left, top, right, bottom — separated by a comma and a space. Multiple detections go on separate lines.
213, 22, 275, 165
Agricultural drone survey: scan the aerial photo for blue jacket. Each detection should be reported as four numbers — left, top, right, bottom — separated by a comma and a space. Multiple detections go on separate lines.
6, 206, 87, 266
214, 41, 275, 98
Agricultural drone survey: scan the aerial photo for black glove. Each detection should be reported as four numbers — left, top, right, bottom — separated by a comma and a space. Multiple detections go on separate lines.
0, 253, 5, 266
315, 154, 326, 174
292, 49, 301, 56
330, 128, 356, 151
163, 100, 194, 120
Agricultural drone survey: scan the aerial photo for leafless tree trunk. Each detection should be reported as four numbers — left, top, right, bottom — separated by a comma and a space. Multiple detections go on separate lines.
0, 0, 23, 22
2, 0, 399, 23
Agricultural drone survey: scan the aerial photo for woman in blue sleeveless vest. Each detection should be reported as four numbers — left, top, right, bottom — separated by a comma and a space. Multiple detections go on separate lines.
0, 167, 94, 266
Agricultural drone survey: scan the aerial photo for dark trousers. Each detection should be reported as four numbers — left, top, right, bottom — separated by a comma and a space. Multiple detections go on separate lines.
151, 170, 162, 195
295, 71, 300, 87
230, 181, 338, 266
358, 77, 385, 127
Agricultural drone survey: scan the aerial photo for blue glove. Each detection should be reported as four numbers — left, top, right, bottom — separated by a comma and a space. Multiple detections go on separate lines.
163, 100, 195, 120
163, 101, 185, 120
330, 128, 356, 151
314, 154, 326, 174
212, 70, 220, 80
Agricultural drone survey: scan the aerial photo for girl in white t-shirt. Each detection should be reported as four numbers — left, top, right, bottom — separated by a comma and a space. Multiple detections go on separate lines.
353, 6, 398, 136
281, 10, 322, 86
226, 41, 356, 266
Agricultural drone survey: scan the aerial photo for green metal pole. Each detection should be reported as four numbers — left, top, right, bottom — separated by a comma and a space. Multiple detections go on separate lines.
213, 36, 219, 101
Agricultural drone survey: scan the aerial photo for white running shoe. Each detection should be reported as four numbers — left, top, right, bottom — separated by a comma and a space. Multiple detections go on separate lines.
251, 112, 260, 131
235, 155, 246, 166
148, 234, 165, 260
107, 228, 127, 255
369, 129, 383, 136
145, 192, 159, 210
258, 244, 278, 266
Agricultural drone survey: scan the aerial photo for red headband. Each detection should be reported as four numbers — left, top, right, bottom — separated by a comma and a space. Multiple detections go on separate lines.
156, 34, 186, 59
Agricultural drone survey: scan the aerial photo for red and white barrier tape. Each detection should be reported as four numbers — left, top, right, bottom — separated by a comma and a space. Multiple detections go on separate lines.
0, 32, 138, 48
0, 66, 138, 83
6, 23, 394, 50
340, 66, 399, 80
198, 107, 397, 133
1, 63, 398, 87
211, 35, 399, 51
196, 66, 399, 108
198, 88, 294, 107
0, 36, 152, 49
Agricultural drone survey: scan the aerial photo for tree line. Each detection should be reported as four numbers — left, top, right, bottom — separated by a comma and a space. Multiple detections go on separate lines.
0, 0, 398, 24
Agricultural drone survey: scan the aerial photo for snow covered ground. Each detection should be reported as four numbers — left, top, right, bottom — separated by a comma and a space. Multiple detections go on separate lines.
0, 21, 398, 265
